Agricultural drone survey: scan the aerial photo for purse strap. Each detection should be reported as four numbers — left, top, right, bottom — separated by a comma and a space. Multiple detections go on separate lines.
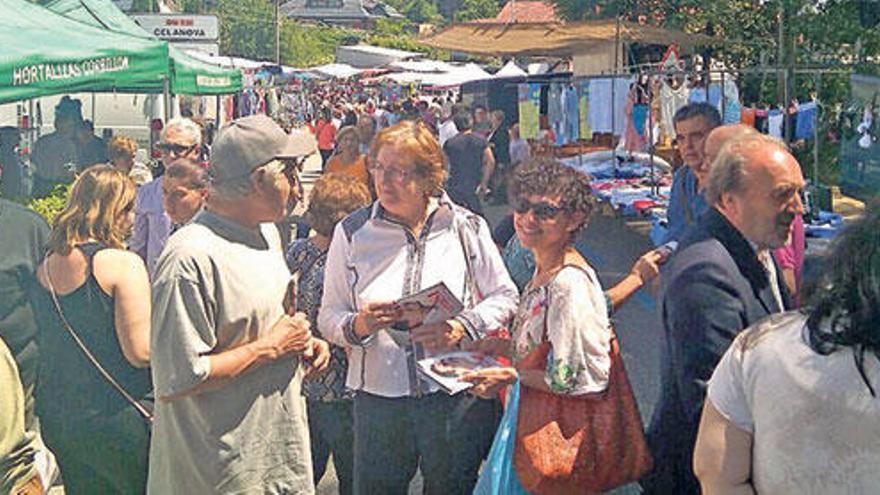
42, 260, 154, 423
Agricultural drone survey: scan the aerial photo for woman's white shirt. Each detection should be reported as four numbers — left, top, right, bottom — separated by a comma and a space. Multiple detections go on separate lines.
318, 195, 519, 398
708, 312, 880, 494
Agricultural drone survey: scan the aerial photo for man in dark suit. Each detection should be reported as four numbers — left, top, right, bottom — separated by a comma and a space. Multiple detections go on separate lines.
642, 133, 806, 494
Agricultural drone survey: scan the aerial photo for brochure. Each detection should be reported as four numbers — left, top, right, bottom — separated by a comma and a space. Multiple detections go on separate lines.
384, 282, 463, 348
417, 351, 502, 395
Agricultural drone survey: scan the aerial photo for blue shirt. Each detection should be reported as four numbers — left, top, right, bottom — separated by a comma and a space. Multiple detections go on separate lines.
663, 166, 709, 243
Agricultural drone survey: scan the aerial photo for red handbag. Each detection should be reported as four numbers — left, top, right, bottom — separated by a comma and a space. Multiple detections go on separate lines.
513, 303, 652, 494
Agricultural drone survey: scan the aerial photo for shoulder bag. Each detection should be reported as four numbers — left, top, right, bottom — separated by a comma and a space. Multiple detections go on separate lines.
43, 262, 154, 424
513, 270, 652, 494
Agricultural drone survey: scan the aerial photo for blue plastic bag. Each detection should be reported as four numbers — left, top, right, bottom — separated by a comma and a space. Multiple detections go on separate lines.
473, 381, 530, 495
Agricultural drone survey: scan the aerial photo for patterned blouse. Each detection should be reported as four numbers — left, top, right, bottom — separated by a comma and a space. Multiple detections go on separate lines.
511, 265, 613, 395
287, 238, 352, 402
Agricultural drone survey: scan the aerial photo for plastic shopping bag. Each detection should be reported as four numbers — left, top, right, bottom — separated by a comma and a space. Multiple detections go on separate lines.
473, 381, 530, 495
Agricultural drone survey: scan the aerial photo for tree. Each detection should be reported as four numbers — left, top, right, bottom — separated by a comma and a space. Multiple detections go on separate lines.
216, 0, 275, 61
455, 0, 500, 22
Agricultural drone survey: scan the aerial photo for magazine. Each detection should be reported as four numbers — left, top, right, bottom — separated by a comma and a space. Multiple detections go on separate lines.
417, 351, 503, 395
384, 282, 463, 348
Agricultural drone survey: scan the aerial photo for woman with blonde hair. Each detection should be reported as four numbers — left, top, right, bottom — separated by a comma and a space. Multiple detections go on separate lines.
319, 121, 518, 494
107, 135, 152, 186
29, 164, 152, 494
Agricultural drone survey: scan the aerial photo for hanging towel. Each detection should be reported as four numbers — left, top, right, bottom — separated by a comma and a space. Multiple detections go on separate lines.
795, 101, 817, 140
768, 109, 784, 138
741, 107, 756, 127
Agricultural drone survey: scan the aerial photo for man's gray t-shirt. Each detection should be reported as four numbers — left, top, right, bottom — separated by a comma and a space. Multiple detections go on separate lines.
148, 210, 313, 494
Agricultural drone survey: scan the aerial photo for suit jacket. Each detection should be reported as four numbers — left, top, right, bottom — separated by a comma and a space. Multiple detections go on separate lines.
642, 207, 791, 495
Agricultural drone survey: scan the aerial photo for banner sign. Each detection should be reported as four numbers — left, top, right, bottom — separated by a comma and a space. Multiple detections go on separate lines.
131, 14, 219, 41
12, 57, 130, 87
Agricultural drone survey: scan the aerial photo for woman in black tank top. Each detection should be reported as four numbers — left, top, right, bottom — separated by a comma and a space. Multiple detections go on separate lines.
30, 165, 151, 495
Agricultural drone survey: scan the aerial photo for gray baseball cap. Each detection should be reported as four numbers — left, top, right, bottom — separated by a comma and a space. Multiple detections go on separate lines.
210, 114, 316, 182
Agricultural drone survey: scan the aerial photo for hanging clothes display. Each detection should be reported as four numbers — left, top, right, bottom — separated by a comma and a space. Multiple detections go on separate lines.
768, 109, 784, 138
547, 83, 565, 145
578, 80, 592, 141
721, 79, 741, 124
623, 85, 647, 152
659, 80, 689, 140
741, 107, 756, 127
589, 77, 632, 135
266, 88, 280, 118
795, 101, 817, 140
518, 83, 541, 140
562, 84, 580, 144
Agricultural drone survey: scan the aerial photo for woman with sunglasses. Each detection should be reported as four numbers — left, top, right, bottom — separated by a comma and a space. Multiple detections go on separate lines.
29, 165, 151, 494
319, 121, 518, 494
462, 158, 618, 489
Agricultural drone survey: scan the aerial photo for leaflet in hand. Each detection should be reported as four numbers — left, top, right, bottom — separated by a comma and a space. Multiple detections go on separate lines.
385, 282, 463, 348
417, 351, 502, 395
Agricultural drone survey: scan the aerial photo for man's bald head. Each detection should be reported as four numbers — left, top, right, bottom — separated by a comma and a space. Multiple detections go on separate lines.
705, 124, 759, 168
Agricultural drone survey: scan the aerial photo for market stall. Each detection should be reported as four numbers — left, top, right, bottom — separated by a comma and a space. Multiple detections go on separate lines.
0, 0, 169, 104
41, 0, 242, 95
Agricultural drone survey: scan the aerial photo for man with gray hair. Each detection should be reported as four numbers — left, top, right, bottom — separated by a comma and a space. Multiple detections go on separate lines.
662, 103, 722, 243
148, 114, 329, 494
643, 133, 805, 494
130, 117, 202, 276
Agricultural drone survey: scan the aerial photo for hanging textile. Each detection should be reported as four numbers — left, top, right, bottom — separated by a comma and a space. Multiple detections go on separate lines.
741, 107, 756, 127
518, 83, 541, 140
589, 77, 632, 135
659, 80, 689, 140
721, 79, 741, 125
563, 84, 580, 144
768, 109, 784, 138
795, 101, 817, 140
547, 83, 565, 145
579, 80, 592, 141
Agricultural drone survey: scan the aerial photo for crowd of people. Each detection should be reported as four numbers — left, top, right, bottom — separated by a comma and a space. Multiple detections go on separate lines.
1, 87, 879, 495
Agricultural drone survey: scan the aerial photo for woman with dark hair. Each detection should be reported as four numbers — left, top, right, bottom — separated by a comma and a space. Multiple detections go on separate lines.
694, 205, 880, 494
463, 157, 616, 492
315, 107, 337, 170
30, 165, 151, 494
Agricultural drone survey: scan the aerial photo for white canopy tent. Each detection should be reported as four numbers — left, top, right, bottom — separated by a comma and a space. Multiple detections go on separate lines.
495, 60, 527, 78
308, 63, 364, 79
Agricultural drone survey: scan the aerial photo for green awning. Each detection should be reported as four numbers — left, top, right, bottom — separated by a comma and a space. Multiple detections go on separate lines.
41, 0, 241, 95
0, 0, 169, 104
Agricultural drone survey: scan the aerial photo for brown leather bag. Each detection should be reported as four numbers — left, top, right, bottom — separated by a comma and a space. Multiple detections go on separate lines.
513, 317, 652, 494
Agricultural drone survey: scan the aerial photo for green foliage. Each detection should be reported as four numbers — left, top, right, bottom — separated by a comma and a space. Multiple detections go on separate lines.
454, 0, 500, 22
281, 22, 353, 67
216, 0, 275, 61
28, 184, 71, 226
393, 0, 443, 24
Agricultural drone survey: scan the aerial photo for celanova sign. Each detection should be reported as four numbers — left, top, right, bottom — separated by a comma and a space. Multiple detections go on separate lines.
131, 14, 219, 41
12, 57, 130, 86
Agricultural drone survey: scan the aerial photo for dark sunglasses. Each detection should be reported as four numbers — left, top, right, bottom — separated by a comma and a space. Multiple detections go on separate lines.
513, 198, 566, 221
157, 142, 197, 155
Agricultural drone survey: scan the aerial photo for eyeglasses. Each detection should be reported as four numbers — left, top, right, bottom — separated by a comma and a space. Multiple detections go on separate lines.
157, 142, 198, 156
369, 162, 414, 183
513, 198, 566, 221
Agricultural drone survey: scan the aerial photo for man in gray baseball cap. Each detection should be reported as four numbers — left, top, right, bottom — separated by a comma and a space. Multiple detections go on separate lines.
148, 114, 327, 495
